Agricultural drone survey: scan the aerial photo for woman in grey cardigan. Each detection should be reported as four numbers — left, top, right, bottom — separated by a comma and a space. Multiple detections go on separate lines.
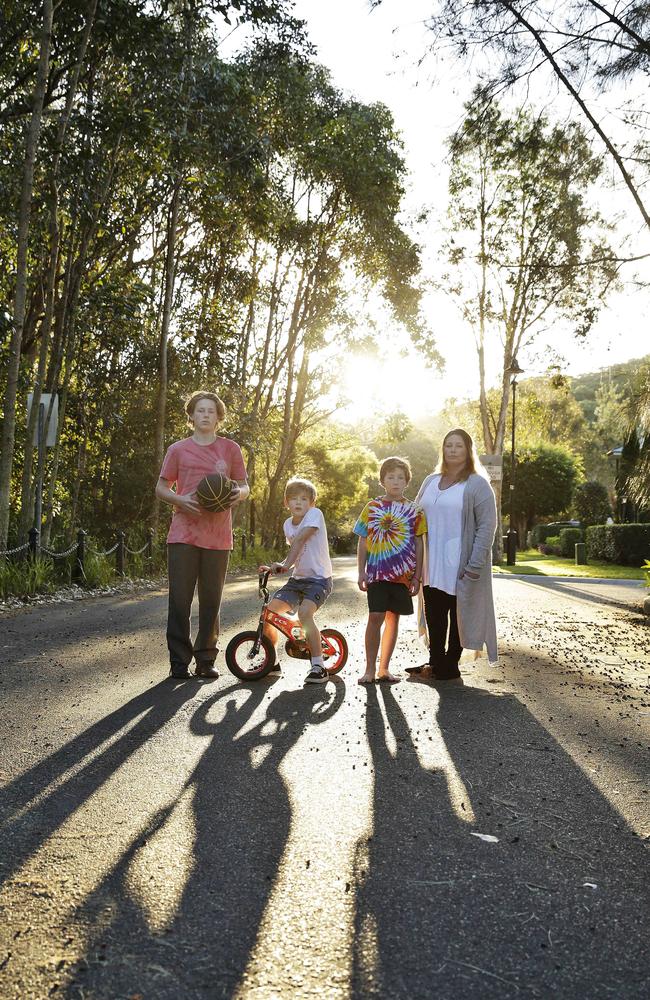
410, 428, 498, 679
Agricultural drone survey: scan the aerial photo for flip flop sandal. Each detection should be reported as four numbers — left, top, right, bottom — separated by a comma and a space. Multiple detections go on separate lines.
376, 675, 401, 684
357, 677, 375, 685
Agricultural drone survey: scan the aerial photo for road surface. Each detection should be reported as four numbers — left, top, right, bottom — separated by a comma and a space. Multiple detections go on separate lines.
1, 557, 648, 998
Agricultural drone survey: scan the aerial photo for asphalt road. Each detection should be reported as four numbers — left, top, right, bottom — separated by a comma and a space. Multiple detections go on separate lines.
1, 558, 648, 1000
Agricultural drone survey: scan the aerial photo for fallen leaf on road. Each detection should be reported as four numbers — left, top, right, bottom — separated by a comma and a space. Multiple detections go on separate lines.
470, 832, 499, 843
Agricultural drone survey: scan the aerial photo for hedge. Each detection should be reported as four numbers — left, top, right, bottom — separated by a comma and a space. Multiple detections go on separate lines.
585, 523, 650, 566
558, 527, 583, 558
528, 523, 553, 547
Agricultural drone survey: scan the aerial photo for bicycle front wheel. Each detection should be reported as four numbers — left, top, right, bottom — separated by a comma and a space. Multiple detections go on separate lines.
225, 631, 276, 681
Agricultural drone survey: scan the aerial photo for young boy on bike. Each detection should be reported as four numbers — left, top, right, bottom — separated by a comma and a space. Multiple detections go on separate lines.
355, 456, 426, 684
264, 477, 333, 684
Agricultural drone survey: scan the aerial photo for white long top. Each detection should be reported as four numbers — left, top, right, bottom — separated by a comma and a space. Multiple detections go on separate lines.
420, 475, 467, 595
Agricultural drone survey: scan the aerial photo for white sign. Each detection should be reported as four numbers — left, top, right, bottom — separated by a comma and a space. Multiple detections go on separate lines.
480, 454, 503, 482
27, 392, 58, 447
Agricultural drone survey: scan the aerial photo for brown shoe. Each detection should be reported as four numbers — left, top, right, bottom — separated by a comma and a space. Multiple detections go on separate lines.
195, 661, 219, 679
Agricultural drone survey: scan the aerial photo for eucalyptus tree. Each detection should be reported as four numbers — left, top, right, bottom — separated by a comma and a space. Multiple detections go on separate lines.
373, 0, 650, 231
0, 0, 301, 547
444, 94, 616, 533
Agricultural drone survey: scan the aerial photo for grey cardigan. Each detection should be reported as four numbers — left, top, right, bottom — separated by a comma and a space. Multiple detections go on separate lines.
415, 472, 498, 664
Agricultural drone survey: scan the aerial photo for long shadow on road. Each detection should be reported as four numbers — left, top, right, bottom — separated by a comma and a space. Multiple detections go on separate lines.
351, 682, 648, 1000
54, 679, 345, 999
0, 679, 200, 891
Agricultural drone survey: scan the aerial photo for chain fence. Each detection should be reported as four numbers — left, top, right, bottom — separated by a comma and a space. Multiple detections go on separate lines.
1, 527, 157, 582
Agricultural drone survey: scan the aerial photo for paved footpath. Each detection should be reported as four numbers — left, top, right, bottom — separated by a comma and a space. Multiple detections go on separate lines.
0, 558, 648, 1000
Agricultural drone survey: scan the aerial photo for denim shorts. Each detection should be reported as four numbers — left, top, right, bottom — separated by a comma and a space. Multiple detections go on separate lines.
272, 575, 333, 611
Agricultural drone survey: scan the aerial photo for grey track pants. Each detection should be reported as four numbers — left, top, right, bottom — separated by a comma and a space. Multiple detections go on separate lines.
167, 543, 230, 668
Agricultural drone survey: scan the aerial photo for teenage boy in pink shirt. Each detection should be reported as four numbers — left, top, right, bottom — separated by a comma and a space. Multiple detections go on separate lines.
155, 391, 249, 679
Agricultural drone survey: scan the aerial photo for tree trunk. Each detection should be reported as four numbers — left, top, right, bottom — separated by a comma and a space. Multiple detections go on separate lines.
0, 0, 53, 550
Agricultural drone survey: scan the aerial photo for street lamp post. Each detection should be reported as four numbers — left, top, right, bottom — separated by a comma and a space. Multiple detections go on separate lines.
505, 357, 524, 566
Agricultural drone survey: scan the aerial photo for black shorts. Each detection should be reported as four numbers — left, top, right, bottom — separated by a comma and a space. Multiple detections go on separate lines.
367, 581, 413, 615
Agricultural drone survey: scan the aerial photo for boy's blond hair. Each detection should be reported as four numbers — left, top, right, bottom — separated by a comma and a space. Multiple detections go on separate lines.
284, 477, 317, 503
184, 390, 226, 428
379, 456, 412, 485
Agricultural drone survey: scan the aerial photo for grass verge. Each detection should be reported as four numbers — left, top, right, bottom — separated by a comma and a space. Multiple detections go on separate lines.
494, 549, 645, 580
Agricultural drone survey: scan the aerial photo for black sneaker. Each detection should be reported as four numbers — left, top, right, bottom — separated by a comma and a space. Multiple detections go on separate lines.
169, 663, 191, 679
195, 662, 218, 679
269, 662, 281, 673
304, 666, 328, 684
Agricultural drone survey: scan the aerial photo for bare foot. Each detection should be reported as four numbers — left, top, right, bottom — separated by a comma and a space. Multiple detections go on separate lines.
357, 673, 376, 685
376, 672, 401, 684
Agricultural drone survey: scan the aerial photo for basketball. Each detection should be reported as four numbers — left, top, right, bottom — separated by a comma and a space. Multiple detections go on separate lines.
196, 472, 235, 512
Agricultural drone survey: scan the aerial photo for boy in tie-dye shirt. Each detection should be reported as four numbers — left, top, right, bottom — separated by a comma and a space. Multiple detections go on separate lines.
354, 456, 426, 685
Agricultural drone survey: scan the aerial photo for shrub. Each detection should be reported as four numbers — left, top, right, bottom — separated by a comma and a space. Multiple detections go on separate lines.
573, 480, 612, 526
544, 534, 562, 555
558, 527, 583, 557
528, 523, 553, 547
0, 557, 55, 599
585, 523, 650, 566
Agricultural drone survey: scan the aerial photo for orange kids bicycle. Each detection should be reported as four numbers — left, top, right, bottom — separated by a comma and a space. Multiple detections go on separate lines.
225, 569, 348, 681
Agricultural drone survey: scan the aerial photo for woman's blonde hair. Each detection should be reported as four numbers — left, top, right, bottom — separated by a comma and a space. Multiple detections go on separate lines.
435, 428, 478, 481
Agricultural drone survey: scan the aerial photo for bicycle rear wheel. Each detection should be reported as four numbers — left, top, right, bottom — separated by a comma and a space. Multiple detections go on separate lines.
225, 631, 276, 681
321, 628, 348, 675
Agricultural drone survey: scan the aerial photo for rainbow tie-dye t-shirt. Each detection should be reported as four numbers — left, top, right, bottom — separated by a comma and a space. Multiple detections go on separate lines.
354, 497, 427, 586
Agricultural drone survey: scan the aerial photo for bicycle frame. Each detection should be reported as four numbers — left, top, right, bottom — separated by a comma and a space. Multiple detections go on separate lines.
252, 570, 337, 660
252, 570, 305, 653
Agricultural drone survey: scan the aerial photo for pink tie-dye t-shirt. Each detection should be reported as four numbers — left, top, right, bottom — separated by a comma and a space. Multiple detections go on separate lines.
160, 437, 247, 550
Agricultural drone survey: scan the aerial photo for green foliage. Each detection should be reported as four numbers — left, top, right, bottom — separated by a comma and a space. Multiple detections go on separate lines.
528, 523, 553, 547
585, 524, 650, 566
376, 411, 413, 447
558, 527, 583, 558
229, 539, 283, 572
542, 535, 562, 555
573, 480, 612, 526
82, 552, 118, 589
502, 446, 582, 528
623, 360, 650, 509
643, 560, 650, 589
0, 557, 54, 599
294, 428, 379, 531
0, 6, 428, 552
445, 91, 615, 458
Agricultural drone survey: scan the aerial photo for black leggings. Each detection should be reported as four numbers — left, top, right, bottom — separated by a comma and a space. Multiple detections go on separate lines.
423, 585, 463, 668
167, 544, 229, 668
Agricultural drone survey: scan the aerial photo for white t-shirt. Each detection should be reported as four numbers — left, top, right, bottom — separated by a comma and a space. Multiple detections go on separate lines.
284, 507, 333, 579
420, 475, 467, 595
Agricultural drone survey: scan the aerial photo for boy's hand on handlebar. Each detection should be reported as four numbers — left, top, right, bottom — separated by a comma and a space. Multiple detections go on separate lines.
358, 571, 368, 592
270, 562, 287, 574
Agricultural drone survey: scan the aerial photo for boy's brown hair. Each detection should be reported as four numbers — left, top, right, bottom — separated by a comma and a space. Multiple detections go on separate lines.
184, 390, 226, 427
284, 477, 317, 503
380, 456, 412, 485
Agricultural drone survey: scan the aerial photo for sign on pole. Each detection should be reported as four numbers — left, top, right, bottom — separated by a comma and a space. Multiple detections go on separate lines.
27, 392, 58, 446
480, 454, 503, 482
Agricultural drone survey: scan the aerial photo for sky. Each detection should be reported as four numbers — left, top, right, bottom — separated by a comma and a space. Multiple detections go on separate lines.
287, 0, 650, 424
